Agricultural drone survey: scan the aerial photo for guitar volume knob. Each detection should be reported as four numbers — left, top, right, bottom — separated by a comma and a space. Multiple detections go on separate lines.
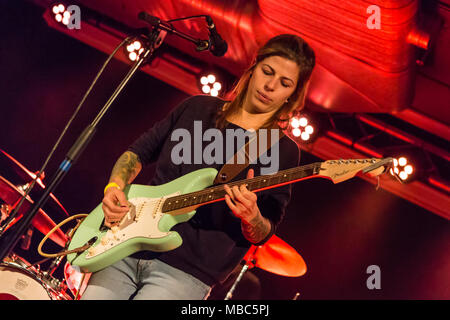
101, 236, 109, 246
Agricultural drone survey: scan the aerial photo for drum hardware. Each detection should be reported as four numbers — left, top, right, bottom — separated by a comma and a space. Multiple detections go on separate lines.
28, 238, 68, 279
225, 234, 307, 300
21, 235, 72, 298
41, 270, 68, 293
0, 149, 69, 219
225, 263, 251, 300
0, 203, 9, 224
20, 227, 33, 250
18, 256, 69, 298
0, 253, 71, 300
0, 176, 68, 247
17, 182, 33, 193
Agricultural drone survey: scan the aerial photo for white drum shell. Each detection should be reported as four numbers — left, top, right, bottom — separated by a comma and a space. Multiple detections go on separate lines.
0, 263, 52, 300
0, 255, 71, 300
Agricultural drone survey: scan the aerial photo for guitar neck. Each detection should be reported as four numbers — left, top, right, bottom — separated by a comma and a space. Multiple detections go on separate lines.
161, 162, 322, 213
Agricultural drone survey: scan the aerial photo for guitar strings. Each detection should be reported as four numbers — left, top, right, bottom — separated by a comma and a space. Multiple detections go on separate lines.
163, 162, 322, 210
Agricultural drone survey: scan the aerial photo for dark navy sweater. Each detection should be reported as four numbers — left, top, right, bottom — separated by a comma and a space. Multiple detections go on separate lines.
128, 95, 300, 286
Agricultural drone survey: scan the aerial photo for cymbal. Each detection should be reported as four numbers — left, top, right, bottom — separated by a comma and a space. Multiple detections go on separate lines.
0, 176, 68, 247
0, 149, 69, 218
243, 234, 306, 277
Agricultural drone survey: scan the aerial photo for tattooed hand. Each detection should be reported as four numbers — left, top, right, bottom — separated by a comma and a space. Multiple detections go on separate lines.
224, 169, 272, 244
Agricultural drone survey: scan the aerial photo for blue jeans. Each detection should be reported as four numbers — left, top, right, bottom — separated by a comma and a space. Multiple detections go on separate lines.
81, 258, 211, 300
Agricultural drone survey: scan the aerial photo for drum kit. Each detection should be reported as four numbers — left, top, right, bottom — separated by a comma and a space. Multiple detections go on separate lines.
0, 149, 89, 300
0, 148, 307, 300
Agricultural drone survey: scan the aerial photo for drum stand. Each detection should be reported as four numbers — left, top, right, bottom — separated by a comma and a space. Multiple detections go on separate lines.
224, 246, 258, 300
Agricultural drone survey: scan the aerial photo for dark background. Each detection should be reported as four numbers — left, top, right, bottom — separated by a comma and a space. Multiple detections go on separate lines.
0, 1, 448, 300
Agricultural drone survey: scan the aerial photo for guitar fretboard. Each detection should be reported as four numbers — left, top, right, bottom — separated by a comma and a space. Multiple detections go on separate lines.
161, 162, 322, 213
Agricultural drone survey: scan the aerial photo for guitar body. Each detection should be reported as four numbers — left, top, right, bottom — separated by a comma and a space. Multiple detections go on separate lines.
67, 168, 218, 273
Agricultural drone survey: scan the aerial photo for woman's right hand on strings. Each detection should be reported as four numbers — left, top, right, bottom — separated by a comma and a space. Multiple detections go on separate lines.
102, 187, 130, 228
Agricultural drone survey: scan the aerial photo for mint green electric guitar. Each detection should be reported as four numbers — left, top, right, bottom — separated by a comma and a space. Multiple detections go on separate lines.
67, 158, 392, 272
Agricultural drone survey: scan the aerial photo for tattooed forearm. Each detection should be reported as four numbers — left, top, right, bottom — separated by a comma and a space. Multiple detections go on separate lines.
109, 151, 142, 188
241, 215, 271, 244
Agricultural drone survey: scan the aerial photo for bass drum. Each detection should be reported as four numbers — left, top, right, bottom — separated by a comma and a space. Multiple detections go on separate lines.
0, 255, 71, 300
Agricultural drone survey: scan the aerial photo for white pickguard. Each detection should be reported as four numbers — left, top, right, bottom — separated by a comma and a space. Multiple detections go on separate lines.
86, 192, 180, 259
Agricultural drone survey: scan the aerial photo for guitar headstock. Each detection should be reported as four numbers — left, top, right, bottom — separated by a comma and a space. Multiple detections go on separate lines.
318, 157, 394, 184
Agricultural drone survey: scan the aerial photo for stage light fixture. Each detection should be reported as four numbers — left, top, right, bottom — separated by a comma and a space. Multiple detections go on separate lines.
51, 3, 71, 26
199, 73, 222, 97
288, 114, 316, 142
390, 156, 415, 182
125, 39, 145, 62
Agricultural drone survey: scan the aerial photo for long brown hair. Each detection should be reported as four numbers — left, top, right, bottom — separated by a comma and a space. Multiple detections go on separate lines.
215, 34, 316, 130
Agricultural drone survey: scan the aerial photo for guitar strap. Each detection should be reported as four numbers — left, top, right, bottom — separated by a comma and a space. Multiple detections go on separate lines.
213, 124, 285, 184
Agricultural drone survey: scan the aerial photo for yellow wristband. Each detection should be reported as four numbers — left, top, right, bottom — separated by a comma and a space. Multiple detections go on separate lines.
104, 182, 121, 195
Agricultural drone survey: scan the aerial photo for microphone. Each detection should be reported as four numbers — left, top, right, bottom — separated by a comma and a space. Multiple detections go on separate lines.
205, 16, 228, 57
137, 12, 227, 57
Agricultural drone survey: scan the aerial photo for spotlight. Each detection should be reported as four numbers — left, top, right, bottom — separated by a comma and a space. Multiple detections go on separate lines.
384, 145, 434, 184
390, 156, 415, 182
52, 3, 71, 26
288, 114, 316, 143
198, 73, 223, 97
125, 39, 145, 62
